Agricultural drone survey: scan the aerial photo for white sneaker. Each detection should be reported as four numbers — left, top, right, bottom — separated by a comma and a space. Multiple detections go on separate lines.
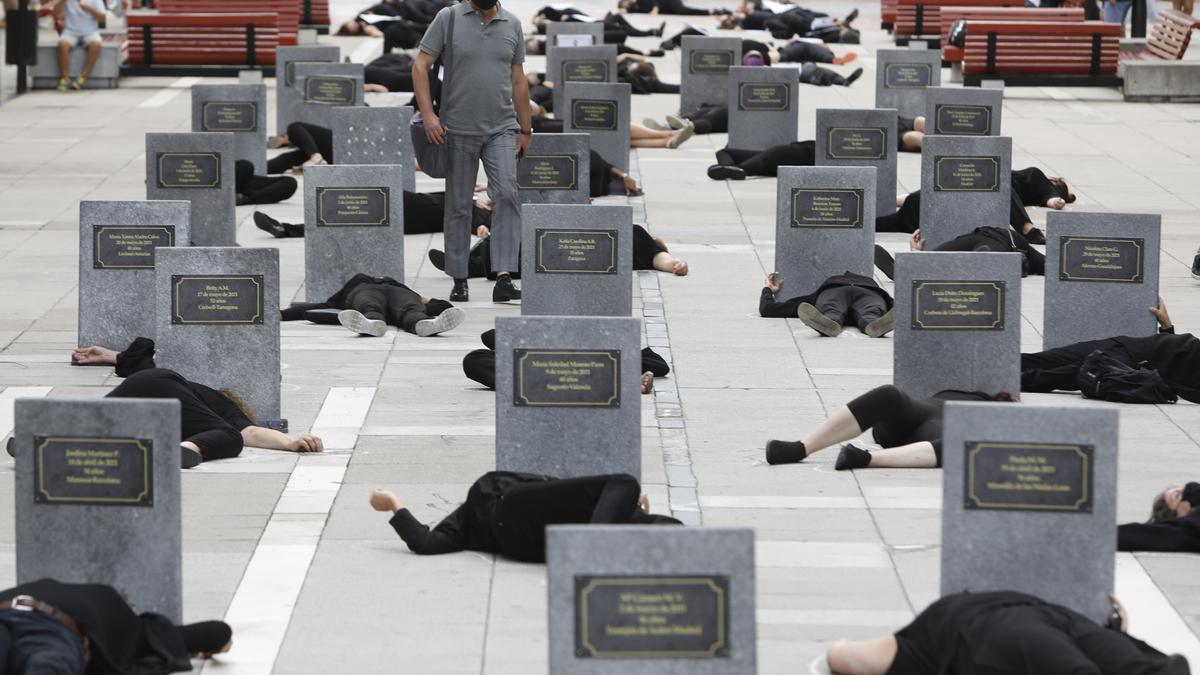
338, 309, 387, 337
415, 307, 466, 337
642, 117, 670, 131
665, 113, 687, 130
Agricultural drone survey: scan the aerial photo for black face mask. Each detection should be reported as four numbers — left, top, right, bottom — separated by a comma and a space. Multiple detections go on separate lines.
472, 0, 498, 10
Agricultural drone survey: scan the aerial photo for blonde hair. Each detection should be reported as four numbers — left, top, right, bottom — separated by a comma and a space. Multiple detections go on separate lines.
219, 388, 255, 421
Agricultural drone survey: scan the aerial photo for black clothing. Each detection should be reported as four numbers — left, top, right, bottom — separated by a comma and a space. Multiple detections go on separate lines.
887, 591, 1173, 675
234, 159, 297, 205
715, 141, 816, 177
1118, 483, 1200, 553
1021, 332, 1200, 403
588, 149, 619, 197
778, 40, 835, 64
252, 192, 489, 236
388, 472, 681, 562
1011, 167, 1065, 210
364, 52, 415, 90
267, 122, 333, 174
618, 62, 679, 94
759, 271, 893, 322
280, 274, 451, 334
881, 169, 1063, 235
628, 0, 711, 15
684, 104, 727, 134
463, 329, 670, 390
105, 338, 251, 462
456, 224, 665, 279
534, 7, 655, 37
798, 62, 850, 87
934, 226, 1045, 277
0, 610, 84, 675
845, 385, 994, 465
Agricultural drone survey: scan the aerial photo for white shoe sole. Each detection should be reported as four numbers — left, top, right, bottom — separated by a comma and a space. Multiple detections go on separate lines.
642, 117, 669, 131
338, 310, 387, 337
665, 113, 686, 130
796, 303, 843, 337
415, 307, 466, 337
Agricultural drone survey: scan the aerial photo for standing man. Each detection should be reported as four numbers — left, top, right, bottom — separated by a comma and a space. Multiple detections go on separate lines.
413, 0, 531, 303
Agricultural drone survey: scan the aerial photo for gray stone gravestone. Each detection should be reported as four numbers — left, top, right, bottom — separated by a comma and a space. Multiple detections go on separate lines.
918, 135, 1013, 249
520, 204, 632, 317
1043, 212, 1161, 350
78, 200, 191, 349
894, 251, 1022, 398
564, 82, 631, 174
304, 164, 405, 302
727, 66, 798, 151
495, 315, 641, 479
546, 21, 604, 48
291, 63, 365, 130
547, 526, 757, 674
924, 87, 1003, 136
875, 48, 942, 119
941, 401, 1118, 623
275, 45, 340, 132
145, 132, 236, 247
680, 36, 742, 116
155, 247, 281, 419
239, 70, 264, 85
331, 106, 416, 192
815, 108, 898, 218
191, 83, 268, 173
13, 397, 182, 621
518, 133, 591, 205
548, 44, 618, 119
774, 167, 877, 295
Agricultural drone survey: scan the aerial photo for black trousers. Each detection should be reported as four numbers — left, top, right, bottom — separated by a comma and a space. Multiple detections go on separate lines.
345, 283, 431, 334
717, 141, 815, 177
464, 330, 670, 390
877, 190, 1038, 234
654, 0, 709, 15
235, 160, 297, 205
779, 41, 835, 63
382, 20, 426, 52
267, 122, 333, 174
846, 385, 944, 463
685, 104, 728, 134
490, 474, 642, 562
799, 63, 846, 86
0, 610, 85, 675
816, 286, 887, 331
604, 12, 656, 36
938, 230, 1045, 276
1021, 337, 1131, 394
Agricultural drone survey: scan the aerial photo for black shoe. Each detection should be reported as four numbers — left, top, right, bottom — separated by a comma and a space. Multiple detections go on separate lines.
707, 164, 746, 181
253, 212, 288, 238
1191, 254, 1200, 280
181, 445, 203, 469
656, 21, 666, 36
1024, 227, 1047, 245
660, 39, 676, 51
283, 223, 305, 238
493, 275, 521, 302
766, 439, 806, 465
236, 193, 252, 206
450, 278, 469, 302
835, 444, 872, 471
844, 8, 859, 25
4, 437, 14, 458
874, 244, 896, 281
1164, 654, 1191, 675
428, 249, 447, 272
648, 49, 665, 57
844, 67, 864, 86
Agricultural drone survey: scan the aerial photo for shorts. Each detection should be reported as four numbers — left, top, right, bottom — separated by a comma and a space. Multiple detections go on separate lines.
59, 30, 102, 47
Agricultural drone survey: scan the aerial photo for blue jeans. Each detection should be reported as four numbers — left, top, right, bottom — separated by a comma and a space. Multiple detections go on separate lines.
1104, 0, 1132, 23
0, 610, 86, 674
443, 130, 521, 279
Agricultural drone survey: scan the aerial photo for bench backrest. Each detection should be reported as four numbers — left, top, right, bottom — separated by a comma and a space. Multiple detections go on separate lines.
155, 0, 299, 44
940, 7, 1084, 42
126, 13, 282, 66
895, 0, 1018, 37
961, 20, 1123, 75
1145, 8, 1199, 59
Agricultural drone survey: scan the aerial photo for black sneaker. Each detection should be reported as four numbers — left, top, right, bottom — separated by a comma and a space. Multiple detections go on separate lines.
450, 278, 469, 302
493, 275, 521, 302
765, 439, 806, 465
844, 67, 864, 86
1191, 252, 1200, 280
835, 444, 872, 471
181, 445, 203, 469
1024, 227, 1047, 245
428, 249, 447, 272
253, 212, 288, 238
4, 437, 14, 458
844, 8, 859, 25
707, 164, 746, 181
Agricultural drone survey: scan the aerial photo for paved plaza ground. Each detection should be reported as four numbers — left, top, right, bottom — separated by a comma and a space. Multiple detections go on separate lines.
2, 0, 1200, 672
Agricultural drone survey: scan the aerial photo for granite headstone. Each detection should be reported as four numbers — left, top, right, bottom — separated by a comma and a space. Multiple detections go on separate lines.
918, 135, 1013, 248
155, 247, 281, 419
145, 132, 236, 247
78, 200, 191, 349
564, 82, 631, 175
815, 108, 897, 218
727, 66, 798, 151
547, 526, 756, 674
191, 83, 268, 173
1043, 212, 1161, 350
518, 133, 591, 205
875, 48, 942, 119
941, 401, 1118, 623
290, 63, 365, 129
303, 164, 405, 301
495, 316, 641, 479
680, 36, 742, 116
13, 397, 182, 621
520, 204, 632, 317
546, 21, 604, 48
894, 251, 1022, 398
275, 45, 340, 132
774, 167, 877, 295
548, 45, 618, 120
331, 106, 416, 192
925, 87, 1003, 136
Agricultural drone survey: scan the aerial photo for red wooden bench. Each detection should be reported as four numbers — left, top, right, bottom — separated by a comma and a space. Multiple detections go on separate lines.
155, 0, 299, 45
883, 0, 898, 31
961, 20, 1123, 86
941, 8, 1085, 63
1122, 8, 1199, 60
299, 0, 331, 31
126, 13, 282, 75
895, 0, 1019, 45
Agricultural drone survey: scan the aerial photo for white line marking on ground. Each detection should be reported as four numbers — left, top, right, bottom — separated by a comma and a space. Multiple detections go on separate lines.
136, 77, 202, 109
0, 387, 53, 440
1116, 553, 1200, 664
309, 386, 376, 450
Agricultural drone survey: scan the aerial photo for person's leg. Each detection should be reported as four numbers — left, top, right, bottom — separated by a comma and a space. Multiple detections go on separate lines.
848, 288, 888, 332
286, 122, 322, 158
1021, 337, 1124, 393
242, 175, 298, 205
657, 0, 711, 15
463, 348, 497, 389
859, 441, 938, 468
5, 611, 86, 675
478, 131, 522, 276
267, 149, 309, 175
79, 34, 102, 81
339, 284, 390, 337
444, 133, 485, 287
957, 606, 1116, 675
767, 385, 911, 464
826, 636, 897, 675
404, 191, 445, 234
739, 141, 815, 177
381, 284, 431, 333
1060, 608, 1173, 675
875, 191, 919, 233
56, 38, 73, 89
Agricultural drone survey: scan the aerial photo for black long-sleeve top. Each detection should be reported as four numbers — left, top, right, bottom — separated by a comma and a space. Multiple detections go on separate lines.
1112, 333, 1200, 403
280, 274, 408, 320
1011, 167, 1064, 207
1118, 482, 1200, 553
759, 271, 893, 318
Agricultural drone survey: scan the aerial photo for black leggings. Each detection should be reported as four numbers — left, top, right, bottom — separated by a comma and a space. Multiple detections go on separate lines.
685, 104, 727, 134
1020, 337, 1130, 394
816, 286, 887, 331
716, 141, 816, 177
345, 283, 432, 334
654, 0, 710, 15
267, 122, 333, 174
845, 385, 944, 464
779, 41, 834, 64
464, 330, 670, 390
235, 160, 297, 205
604, 12, 657, 36
799, 63, 847, 87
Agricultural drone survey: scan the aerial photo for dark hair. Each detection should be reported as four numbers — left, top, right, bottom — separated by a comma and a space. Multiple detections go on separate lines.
219, 388, 254, 421
336, 20, 362, 36
1149, 491, 1175, 523
991, 391, 1017, 402
840, 27, 861, 44
1049, 177, 1076, 203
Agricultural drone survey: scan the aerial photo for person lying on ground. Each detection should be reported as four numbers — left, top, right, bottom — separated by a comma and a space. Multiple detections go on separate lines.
1021, 296, 1200, 403
253, 191, 491, 237
68, 338, 323, 467
267, 122, 332, 174
824, 590, 1189, 675
738, 49, 863, 87
717, 4, 859, 42
0, 578, 233, 674
533, 5, 664, 38
764, 384, 1015, 469
759, 272, 895, 337
871, 227, 1045, 278
707, 140, 815, 180
462, 328, 671, 395
281, 273, 466, 338
371, 472, 681, 562
1118, 482, 1200, 553
618, 0, 731, 17
619, 60, 680, 94
235, 159, 297, 206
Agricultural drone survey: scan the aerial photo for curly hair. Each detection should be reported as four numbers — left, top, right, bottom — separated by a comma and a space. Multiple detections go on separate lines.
219, 388, 255, 422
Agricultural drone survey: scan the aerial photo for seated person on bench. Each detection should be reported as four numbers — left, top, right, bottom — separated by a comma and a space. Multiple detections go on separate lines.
51, 0, 107, 91
282, 273, 466, 338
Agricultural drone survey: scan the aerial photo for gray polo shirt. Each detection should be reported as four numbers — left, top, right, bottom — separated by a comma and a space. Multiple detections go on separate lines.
419, 3, 525, 136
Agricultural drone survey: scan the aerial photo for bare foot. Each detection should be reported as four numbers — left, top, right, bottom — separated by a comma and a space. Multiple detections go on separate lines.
640, 371, 654, 395
71, 346, 118, 366
638, 492, 650, 513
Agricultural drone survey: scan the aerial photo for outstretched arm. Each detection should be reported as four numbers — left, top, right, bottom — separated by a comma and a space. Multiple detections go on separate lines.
241, 426, 324, 453
374, 489, 470, 555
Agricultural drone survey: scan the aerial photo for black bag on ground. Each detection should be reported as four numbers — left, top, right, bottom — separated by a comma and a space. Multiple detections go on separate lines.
1078, 350, 1178, 404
